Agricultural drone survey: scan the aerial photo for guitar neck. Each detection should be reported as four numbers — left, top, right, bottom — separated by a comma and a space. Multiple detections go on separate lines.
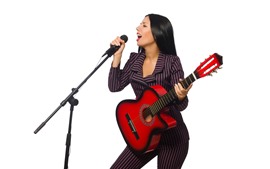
148, 53, 223, 117
149, 72, 197, 116
179, 72, 198, 89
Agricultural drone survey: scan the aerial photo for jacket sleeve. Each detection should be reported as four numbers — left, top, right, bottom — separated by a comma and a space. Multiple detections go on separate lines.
169, 56, 189, 112
108, 53, 136, 92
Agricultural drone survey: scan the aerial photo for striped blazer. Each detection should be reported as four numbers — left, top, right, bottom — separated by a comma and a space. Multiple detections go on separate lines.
109, 52, 190, 145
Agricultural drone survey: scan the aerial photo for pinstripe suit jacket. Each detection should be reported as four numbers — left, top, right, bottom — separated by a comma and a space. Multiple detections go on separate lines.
109, 52, 190, 145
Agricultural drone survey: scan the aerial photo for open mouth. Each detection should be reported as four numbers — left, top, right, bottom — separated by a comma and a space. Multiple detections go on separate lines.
137, 34, 142, 41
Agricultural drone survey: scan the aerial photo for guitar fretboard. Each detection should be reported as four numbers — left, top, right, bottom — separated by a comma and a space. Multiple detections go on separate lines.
149, 72, 197, 116
180, 73, 197, 89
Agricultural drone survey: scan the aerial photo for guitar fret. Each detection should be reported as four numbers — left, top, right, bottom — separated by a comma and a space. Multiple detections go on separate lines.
159, 99, 164, 111
187, 75, 192, 85
180, 81, 187, 89
148, 106, 154, 117
185, 79, 190, 88
189, 74, 196, 83
158, 97, 164, 108
154, 98, 163, 113
149, 106, 155, 116
154, 103, 159, 114
169, 90, 176, 99
181, 74, 196, 89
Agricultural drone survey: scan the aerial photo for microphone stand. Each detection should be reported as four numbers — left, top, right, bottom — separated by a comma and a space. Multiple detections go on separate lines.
34, 53, 113, 169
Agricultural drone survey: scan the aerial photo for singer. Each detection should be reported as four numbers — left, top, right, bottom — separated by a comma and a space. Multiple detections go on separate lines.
108, 13, 192, 169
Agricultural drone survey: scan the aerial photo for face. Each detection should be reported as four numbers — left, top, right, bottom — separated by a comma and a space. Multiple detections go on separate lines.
136, 16, 156, 49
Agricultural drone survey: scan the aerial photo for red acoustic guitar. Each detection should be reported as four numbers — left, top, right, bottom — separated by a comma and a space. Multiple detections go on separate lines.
115, 53, 223, 154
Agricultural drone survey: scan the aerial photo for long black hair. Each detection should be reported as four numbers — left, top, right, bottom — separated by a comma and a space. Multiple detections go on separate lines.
138, 13, 177, 56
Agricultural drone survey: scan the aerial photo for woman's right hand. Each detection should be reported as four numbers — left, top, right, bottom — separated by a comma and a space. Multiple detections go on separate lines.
111, 36, 126, 67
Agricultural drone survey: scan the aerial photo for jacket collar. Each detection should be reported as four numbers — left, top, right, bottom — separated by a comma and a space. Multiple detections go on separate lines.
131, 52, 166, 82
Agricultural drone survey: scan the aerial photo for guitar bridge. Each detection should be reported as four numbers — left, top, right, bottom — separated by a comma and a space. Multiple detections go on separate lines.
125, 114, 139, 140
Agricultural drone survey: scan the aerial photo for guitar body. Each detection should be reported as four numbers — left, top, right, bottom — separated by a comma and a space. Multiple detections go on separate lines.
116, 85, 177, 154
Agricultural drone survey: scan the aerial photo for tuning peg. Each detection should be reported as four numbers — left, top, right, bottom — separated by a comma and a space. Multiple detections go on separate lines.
218, 67, 223, 69
208, 73, 213, 76
213, 70, 217, 73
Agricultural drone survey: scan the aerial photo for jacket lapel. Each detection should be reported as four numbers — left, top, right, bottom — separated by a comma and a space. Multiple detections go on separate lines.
131, 52, 165, 83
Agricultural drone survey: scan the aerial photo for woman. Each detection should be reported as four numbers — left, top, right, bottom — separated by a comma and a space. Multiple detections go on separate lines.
108, 13, 192, 169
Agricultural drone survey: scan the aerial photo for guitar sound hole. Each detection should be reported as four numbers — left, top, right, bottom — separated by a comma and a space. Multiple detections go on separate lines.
140, 104, 154, 125
142, 109, 153, 123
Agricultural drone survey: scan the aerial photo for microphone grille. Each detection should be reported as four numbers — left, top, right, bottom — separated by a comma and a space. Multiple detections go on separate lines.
120, 35, 128, 43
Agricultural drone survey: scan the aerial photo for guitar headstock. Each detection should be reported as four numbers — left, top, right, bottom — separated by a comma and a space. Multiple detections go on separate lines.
195, 53, 223, 79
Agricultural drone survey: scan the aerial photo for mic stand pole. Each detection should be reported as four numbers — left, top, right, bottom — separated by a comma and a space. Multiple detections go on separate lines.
34, 53, 113, 169
64, 89, 78, 169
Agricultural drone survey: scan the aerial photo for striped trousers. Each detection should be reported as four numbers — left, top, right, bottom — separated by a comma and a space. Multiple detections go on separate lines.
110, 141, 189, 169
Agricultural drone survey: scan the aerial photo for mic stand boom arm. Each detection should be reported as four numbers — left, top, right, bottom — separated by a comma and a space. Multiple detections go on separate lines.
34, 53, 113, 169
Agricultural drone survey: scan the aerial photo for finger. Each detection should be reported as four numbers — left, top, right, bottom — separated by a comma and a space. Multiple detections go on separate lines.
118, 36, 125, 43
176, 83, 186, 94
174, 84, 181, 96
174, 84, 179, 92
177, 83, 189, 95
177, 82, 184, 91
174, 84, 186, 100
187, 83, 193, 91
111, 40, 118, 46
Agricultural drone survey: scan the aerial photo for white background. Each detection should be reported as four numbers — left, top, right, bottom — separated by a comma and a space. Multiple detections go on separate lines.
1, 0, 269, 168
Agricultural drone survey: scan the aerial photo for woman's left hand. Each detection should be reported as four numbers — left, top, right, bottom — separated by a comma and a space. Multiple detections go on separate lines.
174, 80, 192, 101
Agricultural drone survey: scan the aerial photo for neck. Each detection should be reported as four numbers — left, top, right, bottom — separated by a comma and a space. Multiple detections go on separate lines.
145, 48, 159, 60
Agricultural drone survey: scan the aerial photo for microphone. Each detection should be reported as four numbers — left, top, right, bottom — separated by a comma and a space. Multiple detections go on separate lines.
102, 35, 128, 57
